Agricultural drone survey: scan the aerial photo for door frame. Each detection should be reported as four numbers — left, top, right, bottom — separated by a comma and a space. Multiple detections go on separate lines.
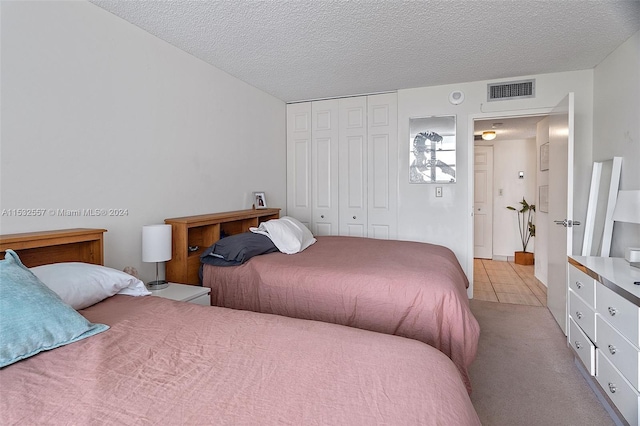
467, 107, 552, 299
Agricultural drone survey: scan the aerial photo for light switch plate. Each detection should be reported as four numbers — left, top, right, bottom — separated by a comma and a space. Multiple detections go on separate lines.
436, 187, 442, 197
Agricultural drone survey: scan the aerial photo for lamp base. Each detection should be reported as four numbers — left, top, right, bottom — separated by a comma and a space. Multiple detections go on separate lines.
146, 280, 169, 290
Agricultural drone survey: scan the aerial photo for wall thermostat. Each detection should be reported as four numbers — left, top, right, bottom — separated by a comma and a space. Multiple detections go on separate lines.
449, 90, 465, 105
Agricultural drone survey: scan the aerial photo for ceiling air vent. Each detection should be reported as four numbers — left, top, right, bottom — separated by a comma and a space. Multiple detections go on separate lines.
487, 79, 535, 102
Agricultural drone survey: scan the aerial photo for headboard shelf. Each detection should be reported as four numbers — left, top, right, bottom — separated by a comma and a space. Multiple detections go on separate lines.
165, 208, 280, 285
0, 228, 107, 267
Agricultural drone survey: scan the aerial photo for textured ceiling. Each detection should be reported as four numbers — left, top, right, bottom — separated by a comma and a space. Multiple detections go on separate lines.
89, 0, 640, 103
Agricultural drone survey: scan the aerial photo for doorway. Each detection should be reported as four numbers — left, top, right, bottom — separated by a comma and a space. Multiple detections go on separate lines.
473, 116, 545, 260
472, 115, 547, 304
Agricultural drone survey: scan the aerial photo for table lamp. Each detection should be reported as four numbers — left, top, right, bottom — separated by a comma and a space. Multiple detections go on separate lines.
142, 224, 172, 289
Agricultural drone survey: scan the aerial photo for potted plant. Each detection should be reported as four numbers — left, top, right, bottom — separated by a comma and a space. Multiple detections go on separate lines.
507, 198, 536, 265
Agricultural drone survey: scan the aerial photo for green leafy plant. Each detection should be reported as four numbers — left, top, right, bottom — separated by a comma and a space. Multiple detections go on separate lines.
507, 198, 536, 252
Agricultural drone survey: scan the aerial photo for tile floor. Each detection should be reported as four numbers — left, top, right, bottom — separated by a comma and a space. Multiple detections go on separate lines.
473, 258, 547, 306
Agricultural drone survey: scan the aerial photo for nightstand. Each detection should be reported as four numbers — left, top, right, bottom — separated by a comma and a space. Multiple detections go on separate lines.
149, 283, 211, 306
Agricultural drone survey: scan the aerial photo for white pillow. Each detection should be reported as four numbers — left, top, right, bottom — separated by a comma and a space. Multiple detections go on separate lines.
250, 216, 316, 254
30, 262, 150, 310
281, 216, 316, 251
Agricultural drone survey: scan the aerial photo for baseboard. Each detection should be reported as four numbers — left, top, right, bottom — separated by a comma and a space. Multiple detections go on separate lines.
491, 255, 511, 262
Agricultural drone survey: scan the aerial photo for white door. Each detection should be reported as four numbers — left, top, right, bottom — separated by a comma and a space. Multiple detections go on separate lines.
367, 93, 398, 240
547, 93, 575, 335
474, 145, 493, 259
339, 97, 368, 237
286, 103, 312, 228
312, 100, 340, 236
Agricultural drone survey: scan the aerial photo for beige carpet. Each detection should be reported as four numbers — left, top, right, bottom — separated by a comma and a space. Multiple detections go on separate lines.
468, 299, 615, 426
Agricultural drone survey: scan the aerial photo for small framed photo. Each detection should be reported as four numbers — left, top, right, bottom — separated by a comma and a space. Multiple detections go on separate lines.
539, 185, 549, 213
253, 192, 267, 209
540, 143, 549, 171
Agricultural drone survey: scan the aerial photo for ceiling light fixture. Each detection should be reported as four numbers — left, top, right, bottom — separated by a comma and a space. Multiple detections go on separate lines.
482, 131, 497, 141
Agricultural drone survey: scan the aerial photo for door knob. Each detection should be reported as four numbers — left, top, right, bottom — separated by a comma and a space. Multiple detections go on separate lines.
554, 219, 580, 227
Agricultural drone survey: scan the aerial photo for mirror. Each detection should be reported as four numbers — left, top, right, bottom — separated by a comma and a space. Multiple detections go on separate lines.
409, 115, 456, 183
582, 157, 622, 256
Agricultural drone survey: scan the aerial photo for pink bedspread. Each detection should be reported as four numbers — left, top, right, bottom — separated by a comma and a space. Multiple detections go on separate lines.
203, 236, 480, 393
0, 295, 480, 425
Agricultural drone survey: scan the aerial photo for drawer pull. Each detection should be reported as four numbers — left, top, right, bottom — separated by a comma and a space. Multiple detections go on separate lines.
575, 311, 583, 320
607, 306, 618, 316
353, 216, 356, 219
608, 383, 617, 394
608, 344, 617, 355
320, 215, 324, 219
576, 281, 583, 289
574, 341, 582, 349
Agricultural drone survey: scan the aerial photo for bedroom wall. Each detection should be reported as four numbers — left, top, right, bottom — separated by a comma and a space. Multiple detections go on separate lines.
398, 70, 594, 291
0, 1, 286, 282
592, 30, 640, 257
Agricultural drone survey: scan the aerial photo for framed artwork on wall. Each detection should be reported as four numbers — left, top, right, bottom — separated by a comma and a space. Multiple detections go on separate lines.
409, 115, 456, 183
253, 192, 267, 209
539, 185, 549, 212
540, 143, 549, 171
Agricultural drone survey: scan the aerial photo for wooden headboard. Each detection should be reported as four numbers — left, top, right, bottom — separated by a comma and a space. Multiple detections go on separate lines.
0, 228, 107, 267
165, 208, 280, 284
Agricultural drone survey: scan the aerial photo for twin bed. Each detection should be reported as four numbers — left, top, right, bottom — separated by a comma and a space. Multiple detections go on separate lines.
0, 228, 481, 424
201, 233, 480, 393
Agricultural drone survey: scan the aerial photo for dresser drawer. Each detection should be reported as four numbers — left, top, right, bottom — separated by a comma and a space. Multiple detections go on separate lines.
596, 349, 640, 426
569, 317, 595, 375
569, 265, 596, 307
569, 290, 596, 341
596, 284, 640, 347
597, 314, 640, 390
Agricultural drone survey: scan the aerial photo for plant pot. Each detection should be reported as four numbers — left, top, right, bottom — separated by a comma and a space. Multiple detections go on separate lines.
514, 251, 534, 265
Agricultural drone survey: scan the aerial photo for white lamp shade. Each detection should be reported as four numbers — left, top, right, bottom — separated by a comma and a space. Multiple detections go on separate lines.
612, 190, 640, 224
142, 224, 172, 262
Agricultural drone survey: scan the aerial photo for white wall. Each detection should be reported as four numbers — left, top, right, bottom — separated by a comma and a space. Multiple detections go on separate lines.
535, 117, 550, 285
0, 1, 286, 282
593, 30, 640, 257
398, 70, 594, 293
475, 137, 537, 259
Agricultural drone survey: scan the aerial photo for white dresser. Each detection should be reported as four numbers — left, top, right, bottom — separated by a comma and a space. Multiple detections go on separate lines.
568, 256, 640, 426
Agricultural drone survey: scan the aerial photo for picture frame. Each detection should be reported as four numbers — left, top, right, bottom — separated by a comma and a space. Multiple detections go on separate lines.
539, 185, 549, 213
409, 115, 457, 183
540, 143, 549, 171
253, 192, 267, 209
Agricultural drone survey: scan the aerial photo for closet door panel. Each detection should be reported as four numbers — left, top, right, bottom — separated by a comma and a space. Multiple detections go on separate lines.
367, 93, 398, 239
339, 97, 368, 237
288, 94, 398, 240
286, 103, 312, 227
312, 100, 339, 236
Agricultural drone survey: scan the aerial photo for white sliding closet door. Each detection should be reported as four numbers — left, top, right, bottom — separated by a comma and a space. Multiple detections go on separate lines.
286, 103, 312, 228
339, 97, 368, 237
286, 94, 398, 239
311, 100, 340, 236
367, 93, 398, 240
